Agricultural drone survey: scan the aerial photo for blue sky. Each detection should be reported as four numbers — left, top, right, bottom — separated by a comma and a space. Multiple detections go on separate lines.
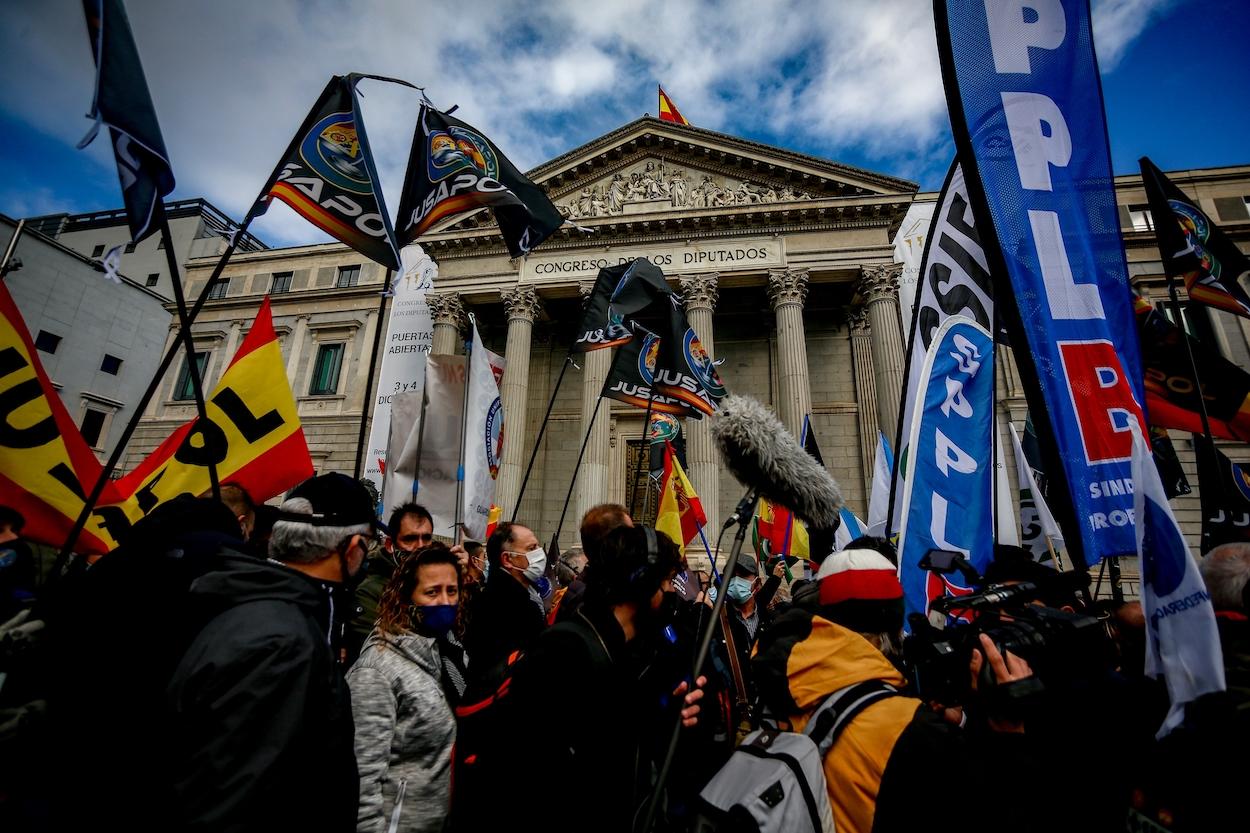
0, 0, 1245, 249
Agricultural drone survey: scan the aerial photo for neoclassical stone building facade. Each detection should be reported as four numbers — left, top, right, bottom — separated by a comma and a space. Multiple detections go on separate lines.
124, 117, 1250, 571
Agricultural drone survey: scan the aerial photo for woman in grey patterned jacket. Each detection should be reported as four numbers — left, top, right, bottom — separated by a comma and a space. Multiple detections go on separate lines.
348, 543, 468, 833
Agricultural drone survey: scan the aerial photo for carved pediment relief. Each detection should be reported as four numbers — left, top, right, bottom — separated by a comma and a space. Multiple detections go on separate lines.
553, 156, 814, 220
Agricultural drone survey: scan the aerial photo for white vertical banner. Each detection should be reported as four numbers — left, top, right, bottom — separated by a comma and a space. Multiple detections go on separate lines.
460, 316, 506, 541
1010, 422, 1064, 562
418, 354, 466, 538
866, 431, 894, 536
893, 200, 937, 338
383, 384, 425, 515
364, 244, 436, 498
994, 415, 1020, 546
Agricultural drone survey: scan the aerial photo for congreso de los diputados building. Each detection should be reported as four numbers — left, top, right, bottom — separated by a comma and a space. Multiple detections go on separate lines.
110, 116, 1250, 578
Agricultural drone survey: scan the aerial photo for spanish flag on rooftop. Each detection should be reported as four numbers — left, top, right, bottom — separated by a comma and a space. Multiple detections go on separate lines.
658, 85, 689, 125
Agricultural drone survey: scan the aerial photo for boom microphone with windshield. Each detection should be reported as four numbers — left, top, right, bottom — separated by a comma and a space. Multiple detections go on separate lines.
710, 395, 842, 529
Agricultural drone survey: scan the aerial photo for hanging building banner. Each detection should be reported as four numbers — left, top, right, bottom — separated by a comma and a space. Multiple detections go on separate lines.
460, 319, 505, 542
889, 161, 994, 536
364, 244, 436, 499
897, 316, 995, 625
935, 0, 1147, 567
262, 74, 402, 270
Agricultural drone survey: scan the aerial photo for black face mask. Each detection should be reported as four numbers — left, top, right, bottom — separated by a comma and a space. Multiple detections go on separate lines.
337, 539, 370, 592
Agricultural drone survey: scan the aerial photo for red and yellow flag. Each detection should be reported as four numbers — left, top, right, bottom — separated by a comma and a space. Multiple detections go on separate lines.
0, 281, 130, 554
117, 296, 313, 511
753, 497, 810, 560
655, 441, 706, 546
658, 85, 689, 126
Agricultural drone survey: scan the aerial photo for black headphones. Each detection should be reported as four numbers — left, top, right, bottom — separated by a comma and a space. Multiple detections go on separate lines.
628, 526, 661, 587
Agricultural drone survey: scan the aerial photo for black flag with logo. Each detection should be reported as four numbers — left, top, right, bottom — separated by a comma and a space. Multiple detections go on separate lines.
651, 295, 727, 416
78, 0, 174, 244
1150, 426, 1191, 500
602, 326, 702, 419
261, 75, 401, 270
396, 104, 563, 259
1141, 157, 1250, 319
1194, 434, 1250, 551
574, 259, 672, 352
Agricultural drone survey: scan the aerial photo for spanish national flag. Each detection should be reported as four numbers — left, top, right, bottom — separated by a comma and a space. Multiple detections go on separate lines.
655, 441, 706, 546
658, 85, 689, 125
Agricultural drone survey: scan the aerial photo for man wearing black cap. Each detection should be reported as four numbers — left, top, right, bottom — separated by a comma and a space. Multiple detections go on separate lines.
165, 473, 380, 833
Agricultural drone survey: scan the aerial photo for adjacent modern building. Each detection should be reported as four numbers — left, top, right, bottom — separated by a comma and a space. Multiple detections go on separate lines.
26, 198, 266, 301
2, 214, 174, 458
109, 117, 1249, 586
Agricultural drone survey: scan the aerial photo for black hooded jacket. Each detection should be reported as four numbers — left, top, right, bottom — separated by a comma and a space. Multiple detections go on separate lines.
165, 551, 358, 833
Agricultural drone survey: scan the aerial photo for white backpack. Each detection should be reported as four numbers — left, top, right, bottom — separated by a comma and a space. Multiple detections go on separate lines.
695, 680, 898, 833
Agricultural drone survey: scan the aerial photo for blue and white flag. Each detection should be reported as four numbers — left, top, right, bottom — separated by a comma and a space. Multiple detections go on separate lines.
936, 0, 1147, 568
866, 431, 895, 536
834, 507, 865, 552
1131, 427, 1225, 738
897, 316, 996, 625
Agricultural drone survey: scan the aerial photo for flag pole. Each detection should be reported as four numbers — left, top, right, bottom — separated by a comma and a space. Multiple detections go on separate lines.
53, 201, 265, 565
411, 380, 430, 501
1045, 535, 1065, 572
629, 388, 657, 517
353, 279, 391, 480
512, 352, 573, 521
155, 206, 220, 502
453, 320, 474, 544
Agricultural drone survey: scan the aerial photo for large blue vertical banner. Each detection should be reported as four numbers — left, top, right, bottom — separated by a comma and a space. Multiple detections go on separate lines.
897, 317, 996, 624
935, 0, 1147, 566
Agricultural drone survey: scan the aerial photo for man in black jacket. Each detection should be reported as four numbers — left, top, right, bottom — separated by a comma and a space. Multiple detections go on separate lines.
165, 473, 379, 833
463, 521, 548, 674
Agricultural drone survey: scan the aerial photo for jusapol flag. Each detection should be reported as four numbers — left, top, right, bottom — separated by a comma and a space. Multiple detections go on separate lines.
78, 0, 174, 244
1131, 427, 1225, 738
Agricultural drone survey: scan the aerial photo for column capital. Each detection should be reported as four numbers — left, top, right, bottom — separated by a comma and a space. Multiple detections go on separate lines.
426, 291, 466, 329
848, 306, 871, 336
578, 280, 597, 302
679, 272, 720, 313
767, 268, 809, 309
857, 263, 902, 305
501, 284, 543, 323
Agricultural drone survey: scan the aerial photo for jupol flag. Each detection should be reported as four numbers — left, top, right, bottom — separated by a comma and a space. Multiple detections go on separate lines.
1131, 426, 1226, 738
0, 280, 130, 554
396, 103, 564, 259
459, 316, 505, 541
78, 0, 174, 244
657, 85, 689, 125
866, 432, 894, 536
1009, 422, 1063, 563
262, 75, 402, 270
117, 297, 313, 511
1141, 156, 1250, 318
655, 441, 706, 547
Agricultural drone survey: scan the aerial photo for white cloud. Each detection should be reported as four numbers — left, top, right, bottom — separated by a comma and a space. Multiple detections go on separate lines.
0, 0, 1176, 247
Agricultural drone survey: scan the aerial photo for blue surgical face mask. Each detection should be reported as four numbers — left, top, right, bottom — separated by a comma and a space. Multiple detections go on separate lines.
726, 576, 754, 604
414, 603, 458, 637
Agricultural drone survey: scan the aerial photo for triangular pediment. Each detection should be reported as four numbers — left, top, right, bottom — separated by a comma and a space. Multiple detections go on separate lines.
440, 116, 916, 232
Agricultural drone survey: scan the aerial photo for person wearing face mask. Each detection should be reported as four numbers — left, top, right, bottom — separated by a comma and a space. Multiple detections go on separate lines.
463, 522, 549, 677
346, 502, 434, 664
495, 525, 706, 833
348, 542, 467, 833
165, 473, 382, 833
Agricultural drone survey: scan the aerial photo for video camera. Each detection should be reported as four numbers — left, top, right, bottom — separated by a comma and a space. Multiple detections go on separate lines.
903, 550, 1114, 707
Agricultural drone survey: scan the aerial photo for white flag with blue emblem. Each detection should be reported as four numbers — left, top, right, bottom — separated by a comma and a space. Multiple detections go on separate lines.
459, 316, 505, 542
866, 431, 894, 536
1131, 427, 1225, 738
834, 506, 865, 552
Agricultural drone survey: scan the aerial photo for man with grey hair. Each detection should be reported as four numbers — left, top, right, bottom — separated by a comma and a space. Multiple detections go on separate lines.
1199, 543, 1250, 741
166, 473, 381, 833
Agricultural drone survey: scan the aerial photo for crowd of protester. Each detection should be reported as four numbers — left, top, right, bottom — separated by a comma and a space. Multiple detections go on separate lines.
0, 473, 1244, 831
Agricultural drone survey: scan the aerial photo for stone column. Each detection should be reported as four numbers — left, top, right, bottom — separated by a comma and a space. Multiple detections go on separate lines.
349, 308, 380, 407
858, 264, 906, 441
767, 268, 812, 437
679, 272, 721, 538
576, 281, 613, 526
427, 291, 466, 356
849, 308, 878, 493
218, 322, 243, 387
148, 323, 181, 417
495, 284, 543, 519
286, 315, 310, 390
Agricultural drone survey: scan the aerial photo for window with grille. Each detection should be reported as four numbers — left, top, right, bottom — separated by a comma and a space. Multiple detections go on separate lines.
1126, 204, 1153, 232
207, 278, 229, 299
146, 273, 159, 287
271, 271, 293, 294
173, 352, 208, 401
91, 243, 105, 257
1157, 301, 1219, 350
336, 265, 360, 288
309, 344, 344, 395
625, 439, 660, 528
